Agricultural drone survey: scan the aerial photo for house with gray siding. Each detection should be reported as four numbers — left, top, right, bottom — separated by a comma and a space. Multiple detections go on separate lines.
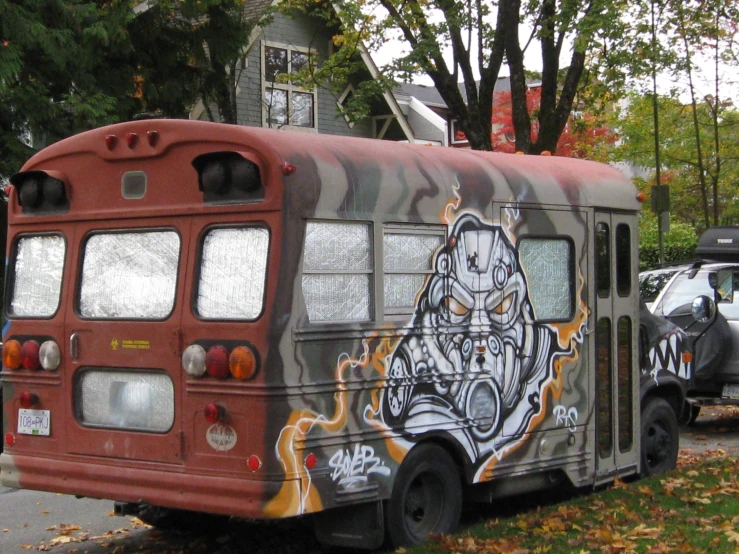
190, 1, 413, 142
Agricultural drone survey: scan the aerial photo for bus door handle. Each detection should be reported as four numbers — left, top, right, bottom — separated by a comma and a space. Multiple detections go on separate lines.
70, 333, 79, 360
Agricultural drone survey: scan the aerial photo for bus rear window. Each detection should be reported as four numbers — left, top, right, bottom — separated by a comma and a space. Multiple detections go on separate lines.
196, 227, 269, 320
79, 231, 180, 319
10, 235, 65, 318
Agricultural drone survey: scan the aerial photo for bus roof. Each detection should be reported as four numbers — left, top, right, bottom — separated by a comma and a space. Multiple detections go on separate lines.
14, 120, 641, 218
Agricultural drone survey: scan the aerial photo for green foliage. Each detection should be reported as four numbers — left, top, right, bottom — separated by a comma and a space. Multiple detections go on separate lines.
638, 211, 698, 270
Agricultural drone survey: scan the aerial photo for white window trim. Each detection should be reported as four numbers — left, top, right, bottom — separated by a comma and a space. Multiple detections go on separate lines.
450, 119, 469, 145
261, 40, 318, 133
337, 84, 355, 128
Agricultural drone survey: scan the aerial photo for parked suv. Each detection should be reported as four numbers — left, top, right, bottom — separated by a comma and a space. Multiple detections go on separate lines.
649, 227, 739, 424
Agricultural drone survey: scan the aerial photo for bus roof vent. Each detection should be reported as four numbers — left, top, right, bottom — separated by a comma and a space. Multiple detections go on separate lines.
9, 171, 70, 215
192, 151, 264, 205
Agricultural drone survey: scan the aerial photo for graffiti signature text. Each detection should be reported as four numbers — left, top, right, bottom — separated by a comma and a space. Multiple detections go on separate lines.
329, 444, 390, 488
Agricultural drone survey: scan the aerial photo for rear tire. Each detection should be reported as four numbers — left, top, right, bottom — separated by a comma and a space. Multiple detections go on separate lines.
640, 397, 679, 477
385, 443, 461, 547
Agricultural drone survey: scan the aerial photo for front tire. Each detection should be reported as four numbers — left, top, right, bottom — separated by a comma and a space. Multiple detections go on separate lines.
385, 443, 462, 547
640, 396, 679, 477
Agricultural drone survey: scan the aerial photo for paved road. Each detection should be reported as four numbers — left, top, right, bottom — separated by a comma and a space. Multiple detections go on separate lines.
2, 406, 738, 554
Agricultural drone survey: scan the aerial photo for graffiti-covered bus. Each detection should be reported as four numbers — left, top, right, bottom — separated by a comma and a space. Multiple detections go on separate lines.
0, 120, 682, 549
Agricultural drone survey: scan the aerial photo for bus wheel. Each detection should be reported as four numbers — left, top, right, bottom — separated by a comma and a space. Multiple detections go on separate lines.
677, 402, 700, 427
385, 443, 461, 547
640, 397, 679, 477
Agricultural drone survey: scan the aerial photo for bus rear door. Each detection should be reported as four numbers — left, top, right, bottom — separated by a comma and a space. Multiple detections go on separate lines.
63, 217, 191, 465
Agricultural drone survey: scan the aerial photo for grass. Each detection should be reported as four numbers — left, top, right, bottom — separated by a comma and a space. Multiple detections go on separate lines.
401, 452, 739, 554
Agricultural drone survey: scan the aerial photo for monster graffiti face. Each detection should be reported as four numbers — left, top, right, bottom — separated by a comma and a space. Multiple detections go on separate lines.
383, 213, 561, 463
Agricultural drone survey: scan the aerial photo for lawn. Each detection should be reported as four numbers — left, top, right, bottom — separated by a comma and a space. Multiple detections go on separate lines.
402, 450, 739, 554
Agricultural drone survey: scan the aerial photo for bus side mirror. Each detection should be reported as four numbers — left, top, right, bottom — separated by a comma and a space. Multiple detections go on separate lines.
691, 295, 716, 323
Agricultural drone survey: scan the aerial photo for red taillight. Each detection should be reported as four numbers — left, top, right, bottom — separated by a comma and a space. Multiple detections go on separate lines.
206, 345, 230, 379
5, 433, 14, 447
204, 403, 224, 424
21, 340, 40, 370
19, 392, 38, 409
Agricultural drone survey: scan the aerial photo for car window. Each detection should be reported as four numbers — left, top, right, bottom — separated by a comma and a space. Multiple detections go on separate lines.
657, 270, 739, 319
639, 271, 676, 303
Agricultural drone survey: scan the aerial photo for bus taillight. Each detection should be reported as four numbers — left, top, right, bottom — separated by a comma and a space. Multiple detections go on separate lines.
20, 340, 40, 370
3, 340, 22, 369
205, 345, 230, 379
204, 403, 224, 424
229, 346, 257, 380
39, 341, 61, 371
183, 343, 259, 381
182, 344, 207, 377
19, 392, 39, 409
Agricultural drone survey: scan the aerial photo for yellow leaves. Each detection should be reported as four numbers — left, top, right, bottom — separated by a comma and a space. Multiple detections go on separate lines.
725, 529, 739, 544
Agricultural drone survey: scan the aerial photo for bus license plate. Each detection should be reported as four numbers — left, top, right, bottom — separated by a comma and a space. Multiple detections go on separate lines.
17, 409, 51, 436
722, 384, 739, 399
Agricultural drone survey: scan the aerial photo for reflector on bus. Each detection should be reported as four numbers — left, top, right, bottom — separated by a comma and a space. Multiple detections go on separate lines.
9, 170, 70, 214
191, 151, 263, 204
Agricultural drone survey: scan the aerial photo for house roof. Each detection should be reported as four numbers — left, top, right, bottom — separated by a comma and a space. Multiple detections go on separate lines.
394, 77, 513, 109
244, 0, 275, 21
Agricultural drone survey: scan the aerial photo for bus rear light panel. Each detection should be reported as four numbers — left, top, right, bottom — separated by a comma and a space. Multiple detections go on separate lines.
19, 391, 39, 409
3, 339, 60, 371
182, 342, 259, 381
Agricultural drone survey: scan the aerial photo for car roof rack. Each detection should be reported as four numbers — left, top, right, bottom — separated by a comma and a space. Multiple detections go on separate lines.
697, 226, 739, 263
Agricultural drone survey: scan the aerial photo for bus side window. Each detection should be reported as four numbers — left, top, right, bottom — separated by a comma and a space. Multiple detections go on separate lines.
596, 223, 610, 298
518, 237, 574, 321
383, 227, 444, 316
615, 224, 631, 297
302, 221, 373, 323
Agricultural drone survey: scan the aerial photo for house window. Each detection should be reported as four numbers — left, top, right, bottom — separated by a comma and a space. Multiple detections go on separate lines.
450, 119, 469, 145
302, 221, 372, 322
262, 43, 316, 130
383, 227, 445, 313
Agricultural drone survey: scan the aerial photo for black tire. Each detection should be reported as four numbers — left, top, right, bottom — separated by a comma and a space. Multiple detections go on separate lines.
677, 402, 700, 427
640, 396, 679, 477
385, 443, 462, 547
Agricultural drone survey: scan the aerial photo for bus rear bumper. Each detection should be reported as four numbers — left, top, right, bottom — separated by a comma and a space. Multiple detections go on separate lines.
0, 452, 285, 519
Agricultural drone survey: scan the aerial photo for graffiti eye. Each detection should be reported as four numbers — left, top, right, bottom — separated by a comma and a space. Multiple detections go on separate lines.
490, 293, 515, 315
445, 297, 470, 317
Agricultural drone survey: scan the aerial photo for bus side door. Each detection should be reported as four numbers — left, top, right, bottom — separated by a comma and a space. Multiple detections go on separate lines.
593, 213, 638, 481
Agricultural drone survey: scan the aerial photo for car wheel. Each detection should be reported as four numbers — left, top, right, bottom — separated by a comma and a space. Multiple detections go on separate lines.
677, 402, 700, 427
641, 396, 679, 477
385, 443, 461, 547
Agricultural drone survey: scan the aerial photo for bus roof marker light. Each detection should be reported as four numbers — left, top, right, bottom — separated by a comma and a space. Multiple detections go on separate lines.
3, 340, 22, 369
105, 135, 117, 150
21, 340, 40, 370
636, 191, 646, 203
205, 345, 230, 379
229, 346, 257, 380
20, 392, 38, 409
39, 340, 61, 371
125, 133, 138, 148
281, 161, 296, 176
147, 131, 159, 147
183, 344, 207, 378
